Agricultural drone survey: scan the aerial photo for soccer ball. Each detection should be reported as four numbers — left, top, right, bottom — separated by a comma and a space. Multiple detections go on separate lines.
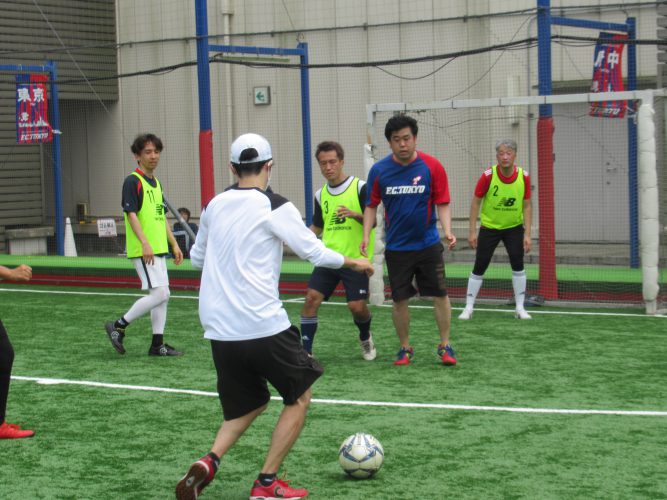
338, 432, 384, 479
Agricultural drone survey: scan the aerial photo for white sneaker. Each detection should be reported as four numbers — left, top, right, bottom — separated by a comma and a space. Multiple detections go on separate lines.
360, 335, 377, 361
515, 309, 532, 320
458, 307, 473, 320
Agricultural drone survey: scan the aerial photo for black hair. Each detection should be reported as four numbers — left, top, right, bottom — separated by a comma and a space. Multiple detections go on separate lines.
232, 148, 269, 177
131, 133, 163, 155
315, 141, 344, 161
177, 207, 191, 219
384, 115, 418, 141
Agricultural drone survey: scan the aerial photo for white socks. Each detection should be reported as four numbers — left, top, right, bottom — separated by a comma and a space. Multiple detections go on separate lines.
461, 271, 531, 320
512, 270, 527, 311
459, 274, 483, 320
465, 273, 484, 308
124, 286, 171, 333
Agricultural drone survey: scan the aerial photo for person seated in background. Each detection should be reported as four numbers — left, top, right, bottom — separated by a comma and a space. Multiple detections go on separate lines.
172, 207, 199, 258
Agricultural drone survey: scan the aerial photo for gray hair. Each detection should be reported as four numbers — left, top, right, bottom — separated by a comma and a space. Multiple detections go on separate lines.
495, 139, 517, 152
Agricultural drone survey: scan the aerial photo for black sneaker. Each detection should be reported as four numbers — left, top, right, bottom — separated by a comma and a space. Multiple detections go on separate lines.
148, 343, 183, 356
105, 321, 126, 354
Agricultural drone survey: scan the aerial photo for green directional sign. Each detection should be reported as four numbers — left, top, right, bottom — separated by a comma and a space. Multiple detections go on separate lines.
253, 86, 271, 105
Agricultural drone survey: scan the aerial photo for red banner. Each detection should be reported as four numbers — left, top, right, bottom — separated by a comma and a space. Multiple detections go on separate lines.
589, 33, 627, 118
16, 74, 53, 144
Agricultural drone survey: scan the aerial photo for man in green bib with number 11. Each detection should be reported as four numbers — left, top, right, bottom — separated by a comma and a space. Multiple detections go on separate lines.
104, 133, 184, 356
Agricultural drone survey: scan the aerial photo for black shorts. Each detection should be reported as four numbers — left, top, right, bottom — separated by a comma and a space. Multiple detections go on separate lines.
473, 224, 525, 275
210, 326, 324, 421
384, 242, 447, 301
307, 266, 370, 302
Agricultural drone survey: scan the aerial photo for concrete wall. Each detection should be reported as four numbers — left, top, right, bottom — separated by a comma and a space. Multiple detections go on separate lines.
3, 0, 659, 244
99, 0, 660, 229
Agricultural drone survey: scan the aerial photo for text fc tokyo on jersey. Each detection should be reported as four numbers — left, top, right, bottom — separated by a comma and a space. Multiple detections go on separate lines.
385, 185, 427, 195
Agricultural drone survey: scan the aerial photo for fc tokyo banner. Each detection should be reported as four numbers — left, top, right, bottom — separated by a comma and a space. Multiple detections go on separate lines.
16, 74, 53, 144
589, 32, 627, 118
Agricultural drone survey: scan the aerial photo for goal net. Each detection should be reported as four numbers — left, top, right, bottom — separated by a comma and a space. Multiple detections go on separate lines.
366, 90, 666, 314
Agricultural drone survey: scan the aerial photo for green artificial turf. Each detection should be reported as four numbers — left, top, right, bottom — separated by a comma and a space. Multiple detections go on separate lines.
0, 254, 647, 283
1, 285, 666, 499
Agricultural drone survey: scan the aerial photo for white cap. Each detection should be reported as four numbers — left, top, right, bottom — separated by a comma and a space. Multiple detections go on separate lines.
230, 133, 272, 164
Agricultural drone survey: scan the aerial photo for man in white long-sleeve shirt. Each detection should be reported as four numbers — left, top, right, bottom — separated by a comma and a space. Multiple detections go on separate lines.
175, 133, 373, 500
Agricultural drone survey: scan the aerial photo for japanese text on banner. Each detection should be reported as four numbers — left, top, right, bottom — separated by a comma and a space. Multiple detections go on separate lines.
589, 32, 628, 119
16, 74, 53, 144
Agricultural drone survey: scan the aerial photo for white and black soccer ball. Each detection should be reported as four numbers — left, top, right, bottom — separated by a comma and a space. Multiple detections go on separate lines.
338, 432, 384, 479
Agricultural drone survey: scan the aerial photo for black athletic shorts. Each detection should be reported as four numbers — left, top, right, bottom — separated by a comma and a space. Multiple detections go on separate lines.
473, 224, 525, 275
385, 242, 448, 301
307, 266, 370, 302
210, 325, 324, 421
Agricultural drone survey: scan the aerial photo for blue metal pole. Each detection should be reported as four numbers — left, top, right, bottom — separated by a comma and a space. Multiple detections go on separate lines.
0, 64, 51, 72
48, 61, 64, 255
194, 0, 215, 206
537, 0, 552, 118
627, 17, 639, 268
209, 44, 303, 56
298, 42, 314, 226
551, 16, 628, 31
195, 0, 212, 132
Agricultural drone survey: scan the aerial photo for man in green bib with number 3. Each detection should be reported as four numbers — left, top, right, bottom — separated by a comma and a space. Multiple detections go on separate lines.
104, 133, 184, 356
300, 141, 377, 360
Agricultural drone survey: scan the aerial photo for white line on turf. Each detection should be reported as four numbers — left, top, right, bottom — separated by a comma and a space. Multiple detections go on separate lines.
279, 296, 665, 318
0, 287, 198, 299
2, 287, 662, 318
11, 375, 667, 417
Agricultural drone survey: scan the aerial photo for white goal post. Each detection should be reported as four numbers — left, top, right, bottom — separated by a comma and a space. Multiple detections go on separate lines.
365, 89, 665, 314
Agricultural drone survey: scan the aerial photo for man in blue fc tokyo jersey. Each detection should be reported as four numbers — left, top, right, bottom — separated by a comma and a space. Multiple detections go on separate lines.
361, 115, 457, 366
459, 139, 533, 320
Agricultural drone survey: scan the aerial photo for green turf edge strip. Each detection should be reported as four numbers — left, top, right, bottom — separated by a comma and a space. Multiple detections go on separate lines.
0, 254, 645, 283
